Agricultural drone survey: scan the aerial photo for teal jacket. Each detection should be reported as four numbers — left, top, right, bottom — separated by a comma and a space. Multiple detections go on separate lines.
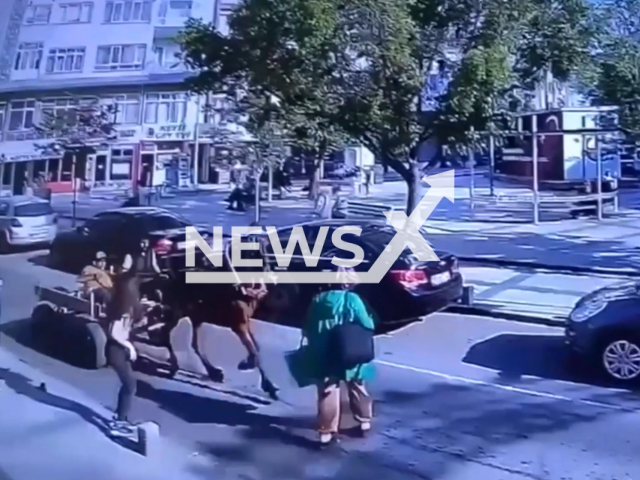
296, 289, 376, 383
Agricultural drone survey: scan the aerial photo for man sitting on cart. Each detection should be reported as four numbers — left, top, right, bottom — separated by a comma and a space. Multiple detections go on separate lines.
77, 251, 113, 305
121, 238, 167, 303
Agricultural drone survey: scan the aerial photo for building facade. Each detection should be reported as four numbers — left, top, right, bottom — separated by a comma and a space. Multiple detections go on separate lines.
0, 0, 237, 194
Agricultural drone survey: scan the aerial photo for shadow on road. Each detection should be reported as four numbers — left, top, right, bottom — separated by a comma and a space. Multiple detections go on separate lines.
0, 367, 140, 452
190, 378, 629, 480
0, 318, 98, 370
27, 252, 77, 274
136, 379, 318, 451
462, 333, 620, 388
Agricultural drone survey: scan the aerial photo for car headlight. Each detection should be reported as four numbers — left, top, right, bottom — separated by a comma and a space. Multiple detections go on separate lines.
570, 299, 607, 322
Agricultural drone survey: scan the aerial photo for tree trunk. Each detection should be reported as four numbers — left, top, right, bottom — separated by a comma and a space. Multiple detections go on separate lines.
307, 155, 322, 200
404, 161, 421, 215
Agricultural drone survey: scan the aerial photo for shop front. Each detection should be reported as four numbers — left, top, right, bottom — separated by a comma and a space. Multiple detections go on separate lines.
0, 151, 87, 195
141, 124, 194, 189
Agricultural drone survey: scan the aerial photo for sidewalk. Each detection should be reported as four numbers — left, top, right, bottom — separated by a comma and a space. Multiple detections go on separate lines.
0, 347, 219, 480
456, 265, 628, 325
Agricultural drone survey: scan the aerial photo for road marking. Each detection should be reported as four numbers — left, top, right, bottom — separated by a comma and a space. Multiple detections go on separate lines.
253, 318, 637, 412
375, 359, 635, 412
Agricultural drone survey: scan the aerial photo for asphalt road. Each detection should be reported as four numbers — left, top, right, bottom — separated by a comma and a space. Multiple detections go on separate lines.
2, 250, 640, 479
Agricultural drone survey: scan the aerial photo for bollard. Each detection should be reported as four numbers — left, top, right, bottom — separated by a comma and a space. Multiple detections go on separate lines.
137, 421, 160, 457
460, 286, 474, 306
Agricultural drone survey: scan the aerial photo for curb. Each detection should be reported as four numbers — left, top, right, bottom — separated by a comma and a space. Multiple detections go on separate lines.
446, 304, 566, 328
457, 255, 640, 278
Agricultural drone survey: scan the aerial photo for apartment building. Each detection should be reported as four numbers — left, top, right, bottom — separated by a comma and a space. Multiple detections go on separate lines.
0, 0, 237, 194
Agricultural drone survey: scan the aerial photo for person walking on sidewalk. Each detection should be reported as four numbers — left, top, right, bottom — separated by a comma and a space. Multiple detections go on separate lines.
105, 270, 143, 437
291, 266, 376, 447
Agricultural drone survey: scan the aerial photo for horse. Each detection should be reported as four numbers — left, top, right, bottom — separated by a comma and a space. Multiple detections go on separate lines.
153, 240, 279, 400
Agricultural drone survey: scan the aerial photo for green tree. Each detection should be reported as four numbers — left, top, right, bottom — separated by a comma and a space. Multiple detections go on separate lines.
180, 0, 595, 213
179, 12, 348, 199
586, 0, 640, 139
34, 100, 117, 162
33, 100, 117, 224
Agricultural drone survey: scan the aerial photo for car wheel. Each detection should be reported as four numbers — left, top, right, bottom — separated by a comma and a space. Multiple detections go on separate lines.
600, 336, 640, 384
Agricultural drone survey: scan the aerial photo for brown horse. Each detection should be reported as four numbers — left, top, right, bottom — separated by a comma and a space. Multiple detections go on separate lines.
154, 240, 279, 400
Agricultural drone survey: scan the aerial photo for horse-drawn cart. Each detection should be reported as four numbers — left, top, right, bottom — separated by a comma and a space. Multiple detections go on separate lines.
30, 284, 171, 369
30, 286, 109, 369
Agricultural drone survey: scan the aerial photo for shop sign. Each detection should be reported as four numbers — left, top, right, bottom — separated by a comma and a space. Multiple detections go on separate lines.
7, 153, 53, 162
117, 129, 138, 139
146, 124, 192, 140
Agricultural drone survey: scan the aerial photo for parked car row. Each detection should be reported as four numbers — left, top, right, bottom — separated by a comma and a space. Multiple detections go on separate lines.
47, 210, 464, 329
6, 195, 640, 386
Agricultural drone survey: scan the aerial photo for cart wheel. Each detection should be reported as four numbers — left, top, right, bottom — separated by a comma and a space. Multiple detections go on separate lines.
31, 301, 56, 323
77, 314, 107, 369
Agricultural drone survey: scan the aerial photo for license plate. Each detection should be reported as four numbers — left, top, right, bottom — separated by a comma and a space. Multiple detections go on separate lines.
431, 271, 451, 286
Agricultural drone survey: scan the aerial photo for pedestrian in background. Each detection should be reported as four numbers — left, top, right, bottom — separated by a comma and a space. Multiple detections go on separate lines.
289, 266, 376, 447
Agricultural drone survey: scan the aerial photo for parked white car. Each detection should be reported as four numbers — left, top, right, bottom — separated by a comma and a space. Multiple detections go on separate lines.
0, 195, 57, 252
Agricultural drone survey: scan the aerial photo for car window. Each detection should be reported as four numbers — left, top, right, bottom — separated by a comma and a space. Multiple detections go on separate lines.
14, 202, 53, 217
141, 214, 189, 232
85, 214, 126, 233
270, 226, 320, 256
360, 229, 432, 264
0, 203, 9, 216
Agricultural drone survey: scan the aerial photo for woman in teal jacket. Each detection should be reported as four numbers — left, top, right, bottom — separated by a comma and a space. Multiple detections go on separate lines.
296, 267, 376, 447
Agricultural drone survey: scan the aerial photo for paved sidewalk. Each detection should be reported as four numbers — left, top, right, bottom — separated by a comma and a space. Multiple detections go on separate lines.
458, 265, 628, 323
0, 347, 219, 480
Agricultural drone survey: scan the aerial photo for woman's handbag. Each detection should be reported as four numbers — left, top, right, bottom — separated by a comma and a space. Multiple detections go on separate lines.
329, 322, 375, 370
285, 337, 317, 388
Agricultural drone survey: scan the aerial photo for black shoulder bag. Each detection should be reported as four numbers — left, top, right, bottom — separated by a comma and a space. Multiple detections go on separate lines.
329, 321, 375, 370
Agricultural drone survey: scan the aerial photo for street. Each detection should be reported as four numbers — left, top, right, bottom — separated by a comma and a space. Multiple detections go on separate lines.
2, 250, 640, 479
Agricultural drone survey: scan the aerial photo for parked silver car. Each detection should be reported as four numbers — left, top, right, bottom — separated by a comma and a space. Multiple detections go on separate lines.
0, 196, 57, 252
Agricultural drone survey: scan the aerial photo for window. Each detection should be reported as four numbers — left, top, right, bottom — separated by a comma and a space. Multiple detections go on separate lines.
169, 1, 192, 17
60, 153, 74, 182
24, 5, 52, 24
45, 47, 85, 73
142, 214, 189, 232
40, 98, 80, 126
144, 93, 187, 124
1, 165, 13, 187
110, 148, 134, 180
60, 2, 93, 23
95, 44, 146, 71
153, 46, 165, 66
7, 100, 35, 131
0, 102, 6, 133
14, 203, 54, 217
104, 1, 152, 23
48, 159, 61, 182
217, 8, 233, 35
14, 43, 43, 71
111, 94, 141, 124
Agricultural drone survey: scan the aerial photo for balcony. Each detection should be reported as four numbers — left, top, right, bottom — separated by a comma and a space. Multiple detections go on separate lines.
4, 130, 49, 142
154, 4, 191, 39
145, 61, 188, 75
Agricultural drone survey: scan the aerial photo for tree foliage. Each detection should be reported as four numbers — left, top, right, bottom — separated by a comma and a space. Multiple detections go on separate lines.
34, 101, 117, 158
586, 0, 640, 140
180, 0, 595, 212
